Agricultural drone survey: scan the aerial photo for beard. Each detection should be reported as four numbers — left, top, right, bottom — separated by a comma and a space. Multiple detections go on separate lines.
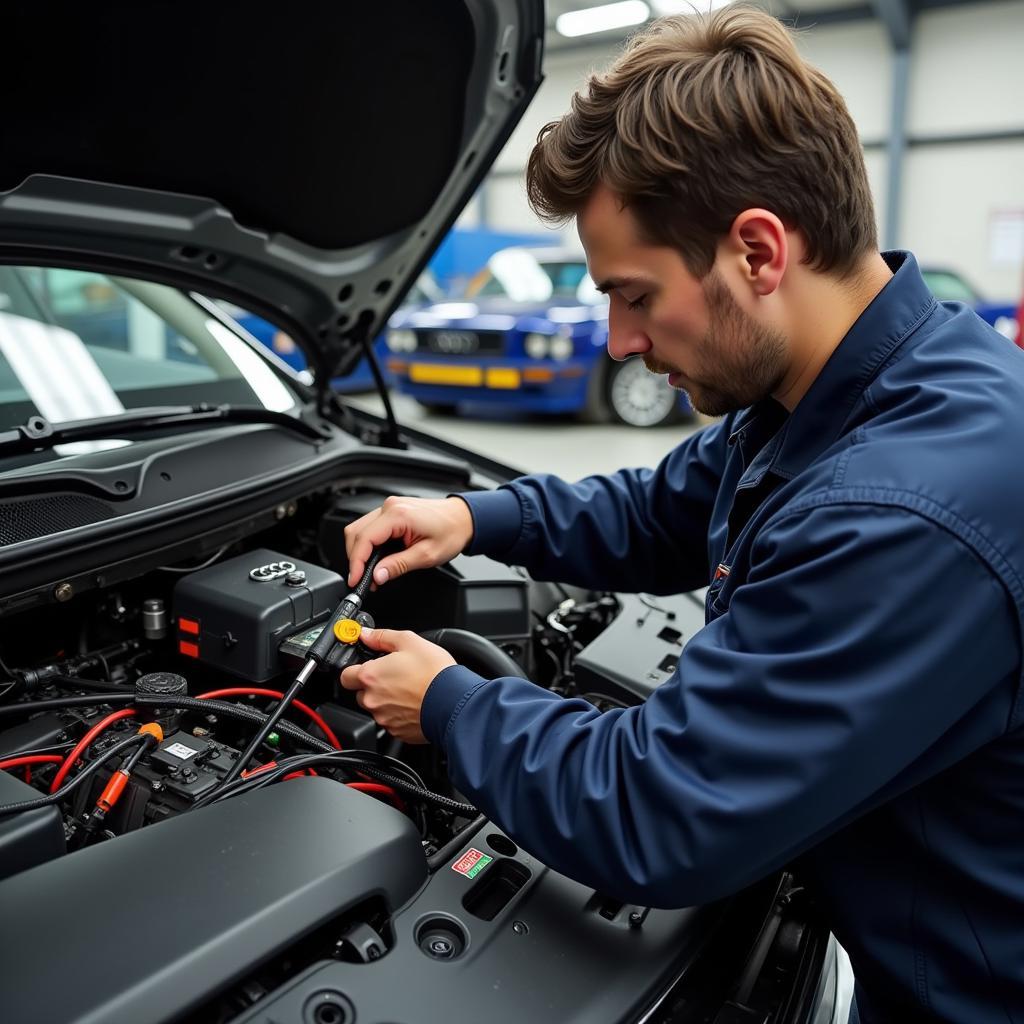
644, 269, 788, 417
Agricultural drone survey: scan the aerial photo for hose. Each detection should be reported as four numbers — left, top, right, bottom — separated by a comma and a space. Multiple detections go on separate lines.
0, 733, 148, 817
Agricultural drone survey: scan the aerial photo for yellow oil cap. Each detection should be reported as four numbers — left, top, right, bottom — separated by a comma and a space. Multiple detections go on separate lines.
333, 618, 362, 645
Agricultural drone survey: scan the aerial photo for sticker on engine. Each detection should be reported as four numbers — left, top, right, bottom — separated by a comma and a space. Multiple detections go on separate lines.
165, 742, 198, 760
451, 848, 492, 879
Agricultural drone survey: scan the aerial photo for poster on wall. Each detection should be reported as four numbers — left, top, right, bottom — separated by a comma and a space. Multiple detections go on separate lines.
989, 209, 1024, 267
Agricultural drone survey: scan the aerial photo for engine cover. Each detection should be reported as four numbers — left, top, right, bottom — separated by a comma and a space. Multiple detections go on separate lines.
0, 778, 426, 1024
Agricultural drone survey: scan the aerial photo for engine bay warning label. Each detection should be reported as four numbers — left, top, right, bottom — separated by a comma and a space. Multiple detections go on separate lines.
165, 742, 198, 760
451, 848, 492, 879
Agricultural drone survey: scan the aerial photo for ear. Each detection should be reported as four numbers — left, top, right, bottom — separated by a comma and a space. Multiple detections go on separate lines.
725, 209, 788, 297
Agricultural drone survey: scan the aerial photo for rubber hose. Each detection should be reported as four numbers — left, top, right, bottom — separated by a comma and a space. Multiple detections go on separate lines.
420, 628, 528, 681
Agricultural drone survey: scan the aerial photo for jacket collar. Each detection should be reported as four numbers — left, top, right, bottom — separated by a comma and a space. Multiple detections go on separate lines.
730, 251, 937, 481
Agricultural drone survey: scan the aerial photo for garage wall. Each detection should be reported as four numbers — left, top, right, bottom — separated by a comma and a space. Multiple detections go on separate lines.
794, 20, 892, 142
481, 4, 1024, 298
900, 1, 1024, 298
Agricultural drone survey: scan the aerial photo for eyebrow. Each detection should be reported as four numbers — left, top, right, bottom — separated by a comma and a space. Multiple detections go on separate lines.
594, 275, 651, 295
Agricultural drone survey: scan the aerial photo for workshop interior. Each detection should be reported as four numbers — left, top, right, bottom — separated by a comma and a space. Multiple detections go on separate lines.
0, 0, 1020, 1022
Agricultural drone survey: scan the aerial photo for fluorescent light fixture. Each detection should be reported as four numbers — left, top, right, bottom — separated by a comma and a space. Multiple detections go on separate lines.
650, 0, 735, 14
556, 1, 650, 37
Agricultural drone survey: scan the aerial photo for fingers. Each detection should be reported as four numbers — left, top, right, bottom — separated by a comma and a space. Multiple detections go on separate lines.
358, 628, 405, 654
344, 507, 404, 588
339, 663, 365, 691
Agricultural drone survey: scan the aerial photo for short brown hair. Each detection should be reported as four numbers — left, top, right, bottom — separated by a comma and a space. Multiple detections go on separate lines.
527, 4, 877, 278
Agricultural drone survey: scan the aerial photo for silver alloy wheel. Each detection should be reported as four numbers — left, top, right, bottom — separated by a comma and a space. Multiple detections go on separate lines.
608, 357, 678, 427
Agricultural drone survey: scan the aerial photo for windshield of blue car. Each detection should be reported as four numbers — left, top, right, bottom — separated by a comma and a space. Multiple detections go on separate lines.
921, 269, 980, 304
0, 266, 299, 439
473, 254, 602, 304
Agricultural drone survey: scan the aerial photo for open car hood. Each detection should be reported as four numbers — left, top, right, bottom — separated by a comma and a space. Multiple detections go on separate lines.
0, 0, 544, 382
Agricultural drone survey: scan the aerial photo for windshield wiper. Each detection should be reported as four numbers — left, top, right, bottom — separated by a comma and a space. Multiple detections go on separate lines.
0, 404, 332, 457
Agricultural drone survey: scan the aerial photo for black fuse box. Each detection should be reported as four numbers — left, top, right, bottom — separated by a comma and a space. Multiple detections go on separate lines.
172, 549, 345, 682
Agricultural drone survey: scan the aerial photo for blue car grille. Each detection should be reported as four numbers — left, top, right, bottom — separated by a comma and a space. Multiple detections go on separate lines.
415, 329, 506, 356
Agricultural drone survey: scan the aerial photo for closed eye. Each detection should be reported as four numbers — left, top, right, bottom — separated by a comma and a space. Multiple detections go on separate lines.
626, 295, 648, 311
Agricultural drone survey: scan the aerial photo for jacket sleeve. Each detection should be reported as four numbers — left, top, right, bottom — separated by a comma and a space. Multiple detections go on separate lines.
421, 501, 1021, 907
458, 418, 731, 595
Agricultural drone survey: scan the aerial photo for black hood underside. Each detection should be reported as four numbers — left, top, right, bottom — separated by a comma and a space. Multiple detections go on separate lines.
0, 0, 544, 378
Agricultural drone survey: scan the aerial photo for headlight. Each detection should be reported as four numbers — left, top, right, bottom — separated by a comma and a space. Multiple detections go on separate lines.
524, 333, 550, 359
549, 336, 574, 361
387, 329, 417, 352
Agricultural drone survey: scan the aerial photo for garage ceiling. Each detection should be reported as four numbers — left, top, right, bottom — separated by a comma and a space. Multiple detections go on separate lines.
544, 0, 1008, 53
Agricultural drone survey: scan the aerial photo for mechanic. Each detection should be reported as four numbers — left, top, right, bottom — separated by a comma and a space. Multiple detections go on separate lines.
340, 7, 1024, 1022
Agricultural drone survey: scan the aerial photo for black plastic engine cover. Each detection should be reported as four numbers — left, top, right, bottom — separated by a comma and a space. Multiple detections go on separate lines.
0, 763, 64, 882
574, 592, 708, 702
0, 777, 426, 1024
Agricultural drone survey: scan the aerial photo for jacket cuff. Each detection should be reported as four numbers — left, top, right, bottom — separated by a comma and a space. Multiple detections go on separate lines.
421, 664, 488, 747
457, 488, 523, 557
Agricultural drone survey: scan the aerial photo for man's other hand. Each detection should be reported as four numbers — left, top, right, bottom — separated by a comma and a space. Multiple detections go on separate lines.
343, 496, 474, 589
340, 628, 457, 744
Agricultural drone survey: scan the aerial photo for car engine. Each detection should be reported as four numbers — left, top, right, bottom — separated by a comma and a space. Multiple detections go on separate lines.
0, 477, 820, 1024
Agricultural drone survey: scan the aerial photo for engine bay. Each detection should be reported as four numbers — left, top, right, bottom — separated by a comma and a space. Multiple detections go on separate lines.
0, 474, 819, 1024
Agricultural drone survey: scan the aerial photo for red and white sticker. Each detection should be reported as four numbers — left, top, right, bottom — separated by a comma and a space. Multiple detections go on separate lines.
451, 847, 493, 879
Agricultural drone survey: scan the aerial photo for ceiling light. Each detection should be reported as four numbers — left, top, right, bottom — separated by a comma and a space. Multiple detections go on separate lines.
556, 1, 650, 38
650, 0, 735, 14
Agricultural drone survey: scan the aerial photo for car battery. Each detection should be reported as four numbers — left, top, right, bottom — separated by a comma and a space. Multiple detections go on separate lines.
172, 548, 345, 682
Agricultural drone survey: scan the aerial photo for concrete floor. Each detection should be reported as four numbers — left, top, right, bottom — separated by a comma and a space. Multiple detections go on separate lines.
346, 392, 706, 479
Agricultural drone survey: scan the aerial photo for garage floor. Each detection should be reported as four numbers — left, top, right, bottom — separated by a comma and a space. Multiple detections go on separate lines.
347, 392, 706, 479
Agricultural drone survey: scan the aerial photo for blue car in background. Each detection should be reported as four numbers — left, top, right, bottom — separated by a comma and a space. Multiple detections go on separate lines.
386, 247, 692, 428
223, 272, 442, 392
921, 266, 1019, 344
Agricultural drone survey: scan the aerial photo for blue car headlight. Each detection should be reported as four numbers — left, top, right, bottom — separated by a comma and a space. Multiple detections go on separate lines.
387, 329, 417, 352
549, 335, 574, 361
524, 333, 550, 359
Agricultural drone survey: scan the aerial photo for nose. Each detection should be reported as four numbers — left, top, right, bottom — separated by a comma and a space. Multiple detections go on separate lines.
607, 299, 652, 362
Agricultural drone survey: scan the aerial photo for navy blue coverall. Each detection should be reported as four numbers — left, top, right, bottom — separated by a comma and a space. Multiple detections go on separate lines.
421, 253, 1024, 1023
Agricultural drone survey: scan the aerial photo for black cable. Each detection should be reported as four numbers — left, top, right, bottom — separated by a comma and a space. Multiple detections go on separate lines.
426, 814, 488, 871
134, 694, 336, 754
194, 745, 429, 807
0, 740, 76, 760
346, 764, 477, 815
0, 693, 133, 717
217, 548, 387, 789
51, 675, 134, 694
0, 734, 147, 816
195, 750, 474, 815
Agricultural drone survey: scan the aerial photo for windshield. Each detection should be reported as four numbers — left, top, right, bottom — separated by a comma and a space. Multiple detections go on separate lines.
921, 269, 980, 304
470, 251, 603, 305
0, 266, 297, 433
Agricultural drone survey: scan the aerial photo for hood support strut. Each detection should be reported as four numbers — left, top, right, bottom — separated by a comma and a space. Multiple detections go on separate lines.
317, 318, 403, 450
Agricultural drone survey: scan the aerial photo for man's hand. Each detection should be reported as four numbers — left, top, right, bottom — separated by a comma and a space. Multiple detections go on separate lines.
343, 496, 474, 588
340, 629, 457, 744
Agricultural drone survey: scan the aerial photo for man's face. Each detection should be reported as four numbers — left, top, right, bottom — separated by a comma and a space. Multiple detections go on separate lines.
578, 186, 789, 417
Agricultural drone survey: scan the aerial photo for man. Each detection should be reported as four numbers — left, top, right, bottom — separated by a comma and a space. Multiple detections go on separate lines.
341, 7, 1024, 1021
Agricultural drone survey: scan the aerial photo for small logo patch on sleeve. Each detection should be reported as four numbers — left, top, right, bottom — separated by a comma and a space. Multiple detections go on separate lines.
451, 848, 493, 879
